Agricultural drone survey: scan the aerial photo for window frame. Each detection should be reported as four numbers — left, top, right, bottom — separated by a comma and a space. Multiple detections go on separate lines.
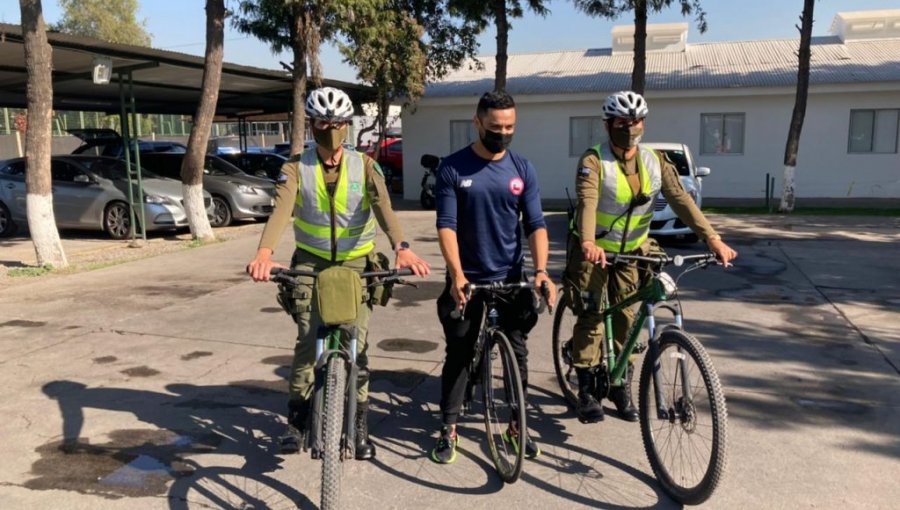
699, 113, 746, 156
449, 120, 475, 152
568, 116, 607, 157
847, 108, 899, 154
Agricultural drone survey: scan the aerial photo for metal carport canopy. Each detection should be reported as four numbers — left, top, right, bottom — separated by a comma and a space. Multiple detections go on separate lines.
0, 23, 374, 117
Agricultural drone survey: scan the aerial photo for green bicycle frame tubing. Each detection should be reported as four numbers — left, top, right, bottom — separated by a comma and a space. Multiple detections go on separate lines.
602, 277, 668, 385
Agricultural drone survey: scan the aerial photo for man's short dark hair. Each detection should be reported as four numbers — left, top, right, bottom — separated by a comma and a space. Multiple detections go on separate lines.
476, 90, 515, 118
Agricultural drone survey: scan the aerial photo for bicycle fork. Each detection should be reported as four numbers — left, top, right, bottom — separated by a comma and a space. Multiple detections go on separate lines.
309, 325, 359, 460
646, 303, 692, 422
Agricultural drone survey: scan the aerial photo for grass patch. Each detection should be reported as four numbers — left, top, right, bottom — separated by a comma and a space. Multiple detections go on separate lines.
8, 265, 54, 277
703, 207, 900, 216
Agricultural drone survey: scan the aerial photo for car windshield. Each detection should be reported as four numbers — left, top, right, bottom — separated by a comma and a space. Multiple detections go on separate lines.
658, 149, 691, 176
78, 157, 163, 180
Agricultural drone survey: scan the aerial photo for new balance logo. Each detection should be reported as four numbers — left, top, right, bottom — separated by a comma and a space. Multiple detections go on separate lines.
460, 179, 473, 188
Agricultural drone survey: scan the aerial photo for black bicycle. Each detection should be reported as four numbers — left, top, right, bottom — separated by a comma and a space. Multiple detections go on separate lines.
455, 280, 549, 483
271, 266, 412, 510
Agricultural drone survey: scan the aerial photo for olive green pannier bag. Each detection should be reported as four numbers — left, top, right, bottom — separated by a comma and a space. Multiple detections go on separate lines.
316, 266, 363, 325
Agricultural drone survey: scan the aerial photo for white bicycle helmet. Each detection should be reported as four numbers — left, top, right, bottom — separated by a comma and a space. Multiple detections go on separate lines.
601, 91, 649, 120
305, 87, 355, 122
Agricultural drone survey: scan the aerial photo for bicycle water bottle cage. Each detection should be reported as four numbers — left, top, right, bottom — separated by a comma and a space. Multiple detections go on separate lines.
316, 266, 362, 325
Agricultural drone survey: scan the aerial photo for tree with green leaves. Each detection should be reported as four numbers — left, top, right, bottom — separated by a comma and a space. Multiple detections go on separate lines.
779, 0, 814, 213
19, 0, 68, 267
573, 0, 707, 94
340, 1, 481, 151
53, 0, 151, 46
181, 0, 224, 241
450, 0, 549, 91
233, 0, 340, 156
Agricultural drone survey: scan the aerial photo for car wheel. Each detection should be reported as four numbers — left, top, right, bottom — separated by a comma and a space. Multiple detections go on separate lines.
0, 201, 18, 237
104, 201, 133, 240
210, 196, 233, 227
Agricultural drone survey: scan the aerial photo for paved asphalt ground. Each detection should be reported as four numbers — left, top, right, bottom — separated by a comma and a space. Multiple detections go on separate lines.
0, 207, 898, 509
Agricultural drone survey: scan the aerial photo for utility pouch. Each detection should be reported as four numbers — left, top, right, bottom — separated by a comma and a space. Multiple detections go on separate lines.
276, 283, 311, 322
365, 251, 394, 307
316, 266, 362, 325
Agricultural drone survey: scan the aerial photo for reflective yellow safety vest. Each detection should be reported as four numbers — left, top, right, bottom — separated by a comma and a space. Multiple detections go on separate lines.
592, 143, 662, 254
293, 149, 376, 261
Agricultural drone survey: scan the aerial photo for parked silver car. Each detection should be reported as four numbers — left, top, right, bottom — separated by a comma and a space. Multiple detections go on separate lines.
0, 155, 212, 239
643, 142, 711, 242
138, 153, 276, 227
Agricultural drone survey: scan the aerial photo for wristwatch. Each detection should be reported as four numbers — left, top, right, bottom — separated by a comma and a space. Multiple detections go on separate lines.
533, 269, 548, 277
396, 241, 410, 252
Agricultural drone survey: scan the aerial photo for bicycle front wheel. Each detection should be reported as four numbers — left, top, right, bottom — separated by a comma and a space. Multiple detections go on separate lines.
639, 328, 728, 505
551, 292, 579, 408
482, 329, 527, 484
321, 355, 347, 510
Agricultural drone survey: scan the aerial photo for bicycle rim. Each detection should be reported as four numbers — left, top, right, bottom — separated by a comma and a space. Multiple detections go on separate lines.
639, 329, 728, 505
482, 330, 526, 483
321, 356, 347, 510
552, 293, 579, 408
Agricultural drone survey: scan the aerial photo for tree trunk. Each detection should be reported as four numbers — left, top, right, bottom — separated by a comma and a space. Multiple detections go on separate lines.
290, 4, 308, 156
181, 0, 224, 241
493, 0, 508, 91
20, 0, 67, 268
779, 0, 815, 213
631, 0, 648, 94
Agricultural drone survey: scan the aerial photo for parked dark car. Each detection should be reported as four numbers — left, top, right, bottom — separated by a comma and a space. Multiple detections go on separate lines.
138, 153, 276, 227
219, 152, 288, 181
0, 155, 212, 239
68, 128, 187, 158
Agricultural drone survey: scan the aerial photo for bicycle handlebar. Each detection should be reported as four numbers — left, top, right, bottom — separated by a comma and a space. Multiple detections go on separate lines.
607, 252, 718, 268
269, 267, 414, 288
453, 280, 552, 319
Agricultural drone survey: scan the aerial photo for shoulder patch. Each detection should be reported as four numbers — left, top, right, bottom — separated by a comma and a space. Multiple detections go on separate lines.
578, 167, 591, 177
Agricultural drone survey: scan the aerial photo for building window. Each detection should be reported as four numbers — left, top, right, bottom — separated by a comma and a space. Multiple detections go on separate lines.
701, 113, 745, 155
450, 120, 475, 152
569, 117, 607, 157
848, 109, 899, 154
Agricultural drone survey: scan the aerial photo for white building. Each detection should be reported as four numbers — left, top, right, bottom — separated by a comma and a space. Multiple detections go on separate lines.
401, 9, 900, 204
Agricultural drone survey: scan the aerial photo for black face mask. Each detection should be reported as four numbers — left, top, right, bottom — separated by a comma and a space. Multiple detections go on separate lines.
480, 128, 513, 154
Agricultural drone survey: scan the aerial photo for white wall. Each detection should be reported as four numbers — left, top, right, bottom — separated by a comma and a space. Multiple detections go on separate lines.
402, 88, 900, 201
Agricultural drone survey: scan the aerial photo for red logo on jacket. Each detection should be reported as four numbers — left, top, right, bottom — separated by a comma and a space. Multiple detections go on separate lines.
509, 177, 524, 196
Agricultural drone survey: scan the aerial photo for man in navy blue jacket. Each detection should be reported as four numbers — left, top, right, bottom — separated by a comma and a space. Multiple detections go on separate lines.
431, 90, 557, 465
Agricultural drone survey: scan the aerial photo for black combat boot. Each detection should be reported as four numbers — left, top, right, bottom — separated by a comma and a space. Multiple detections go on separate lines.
354, 401, 376, 460
280, 399, 310, 454
575, 367, 604, 423
609, 363, 639, 422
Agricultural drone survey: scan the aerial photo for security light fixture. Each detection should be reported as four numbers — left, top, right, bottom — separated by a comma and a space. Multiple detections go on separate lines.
92, 56, 113, 85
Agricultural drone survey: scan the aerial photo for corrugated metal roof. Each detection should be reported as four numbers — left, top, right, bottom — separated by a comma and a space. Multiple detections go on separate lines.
425, 36, 900, 97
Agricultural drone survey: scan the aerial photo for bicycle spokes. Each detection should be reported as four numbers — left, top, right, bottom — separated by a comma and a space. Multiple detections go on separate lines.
639, 330, 728, 505
482, 331, 527, 483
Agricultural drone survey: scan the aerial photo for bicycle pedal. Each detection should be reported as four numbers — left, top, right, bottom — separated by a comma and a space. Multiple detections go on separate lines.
635, 342, 647, 354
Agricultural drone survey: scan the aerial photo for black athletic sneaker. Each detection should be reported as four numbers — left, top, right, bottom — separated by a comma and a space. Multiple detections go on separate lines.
430, 426, 459, 464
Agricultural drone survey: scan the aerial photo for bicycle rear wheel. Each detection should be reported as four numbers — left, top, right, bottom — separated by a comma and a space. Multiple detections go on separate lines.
552, 292, 579, 408
482, 329, 527, 484
321, 355, 347, 510
639, 328, 728, 505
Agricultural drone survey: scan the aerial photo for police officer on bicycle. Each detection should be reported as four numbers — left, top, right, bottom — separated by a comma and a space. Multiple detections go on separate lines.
247, 87, 430, 459
431, 90, 557, 464
567, 90, 737, 424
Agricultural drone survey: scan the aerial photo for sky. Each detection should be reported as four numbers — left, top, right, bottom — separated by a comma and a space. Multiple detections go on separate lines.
2, 0, 898, 83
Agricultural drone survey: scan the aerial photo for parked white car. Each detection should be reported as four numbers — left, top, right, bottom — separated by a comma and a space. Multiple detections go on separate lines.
643, 142, 710, 242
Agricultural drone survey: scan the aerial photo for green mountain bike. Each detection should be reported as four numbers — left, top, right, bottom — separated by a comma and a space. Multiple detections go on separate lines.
552, 252, 728, 505
271, 266, 412, 510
